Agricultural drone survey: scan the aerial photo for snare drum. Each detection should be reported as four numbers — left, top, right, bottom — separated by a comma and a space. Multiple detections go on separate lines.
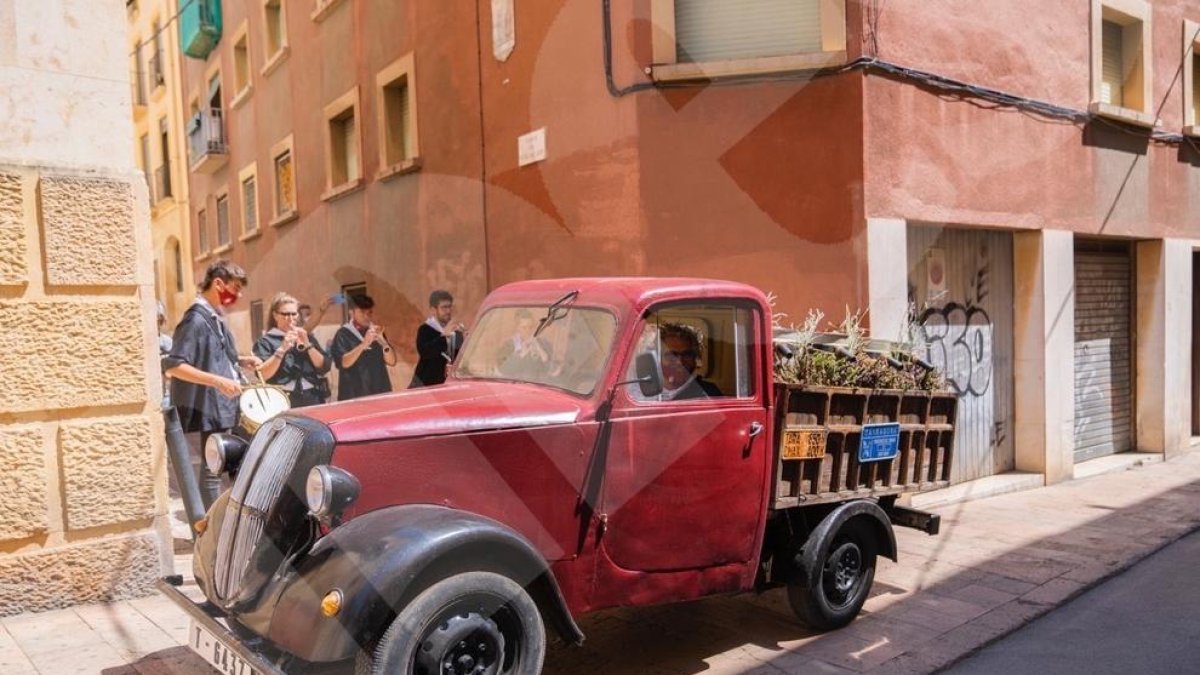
239, 384, 291, 433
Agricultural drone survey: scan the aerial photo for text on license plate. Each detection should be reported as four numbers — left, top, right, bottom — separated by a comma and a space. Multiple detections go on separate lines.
190, 619, 260, 675
781, 428, 827, 460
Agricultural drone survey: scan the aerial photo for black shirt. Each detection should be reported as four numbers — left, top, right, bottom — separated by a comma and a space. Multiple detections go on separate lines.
164, 300, 240, 433
252, 330, 332, 405
329, 324, 393, 401
409, 322, 463, 388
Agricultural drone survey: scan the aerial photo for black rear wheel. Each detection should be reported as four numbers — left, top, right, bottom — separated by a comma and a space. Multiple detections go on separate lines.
788, 517, 877, 631
360, 571, 546, 675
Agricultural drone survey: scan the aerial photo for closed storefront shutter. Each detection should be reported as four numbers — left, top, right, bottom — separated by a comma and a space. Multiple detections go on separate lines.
1074, 247, 1133, 461
908, 227, 1016, 483
675, 0, 821, 63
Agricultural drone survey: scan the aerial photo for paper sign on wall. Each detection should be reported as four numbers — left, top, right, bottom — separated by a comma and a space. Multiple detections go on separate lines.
926, 248, 947, 303
492, 0, 515, 62
518, 128, 546, 167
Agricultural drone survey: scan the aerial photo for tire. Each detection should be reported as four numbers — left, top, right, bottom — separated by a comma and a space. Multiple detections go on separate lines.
360, 571, 546, 675
788, 517, 877, 631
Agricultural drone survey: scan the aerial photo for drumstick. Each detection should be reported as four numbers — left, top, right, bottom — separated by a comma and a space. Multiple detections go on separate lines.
252, 368, 267, 408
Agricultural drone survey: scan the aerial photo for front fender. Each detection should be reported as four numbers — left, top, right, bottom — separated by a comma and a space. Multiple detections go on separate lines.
796, 500, 897, 589
266, 504, 584, 663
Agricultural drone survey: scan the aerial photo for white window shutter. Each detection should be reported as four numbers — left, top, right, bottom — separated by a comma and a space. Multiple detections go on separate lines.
1101, 20, 1124, 106
675, 0, 822, 63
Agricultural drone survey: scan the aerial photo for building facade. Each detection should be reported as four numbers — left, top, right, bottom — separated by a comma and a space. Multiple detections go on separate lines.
128, 0, 196, 327
180, 0, 1198, 486
0, 1, 170, 614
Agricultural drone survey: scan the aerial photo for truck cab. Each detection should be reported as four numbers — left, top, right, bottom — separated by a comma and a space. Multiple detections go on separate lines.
164, 277, 943, 675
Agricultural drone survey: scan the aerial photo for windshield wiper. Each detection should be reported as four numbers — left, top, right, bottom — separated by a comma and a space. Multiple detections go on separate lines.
535, 290, 579, 337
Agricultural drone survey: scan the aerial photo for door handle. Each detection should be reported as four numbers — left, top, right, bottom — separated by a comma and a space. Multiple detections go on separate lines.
748, 421, 764, 438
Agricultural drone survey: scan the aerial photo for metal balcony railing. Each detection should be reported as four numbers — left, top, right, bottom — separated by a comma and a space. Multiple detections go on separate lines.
188, 108, 228, 168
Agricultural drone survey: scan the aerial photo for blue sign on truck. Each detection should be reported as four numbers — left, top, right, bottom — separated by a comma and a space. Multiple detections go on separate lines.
859, 423, 901, 463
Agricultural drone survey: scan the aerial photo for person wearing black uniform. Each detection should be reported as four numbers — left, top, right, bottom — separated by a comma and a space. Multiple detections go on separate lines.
409, 289, 465, 388
329, 294, 396, 400
164, 259, 262, 508
253, 292, 331, 407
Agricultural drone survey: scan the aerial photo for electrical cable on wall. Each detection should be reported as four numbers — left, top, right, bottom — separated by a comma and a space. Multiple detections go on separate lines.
602, 2, 1200, 149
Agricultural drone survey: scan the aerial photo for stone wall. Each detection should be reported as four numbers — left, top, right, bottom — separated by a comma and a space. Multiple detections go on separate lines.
0, 0, 170, 616
0, 166, 169, 616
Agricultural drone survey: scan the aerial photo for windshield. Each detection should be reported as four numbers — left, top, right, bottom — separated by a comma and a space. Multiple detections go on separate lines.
455, 306, 619, 395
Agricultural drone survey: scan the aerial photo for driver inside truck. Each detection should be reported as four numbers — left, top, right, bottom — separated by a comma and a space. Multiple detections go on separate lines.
658, 323, 723, 400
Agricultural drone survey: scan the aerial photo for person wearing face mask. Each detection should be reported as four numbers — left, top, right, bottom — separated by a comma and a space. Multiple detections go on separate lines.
330, 293, 397, 400
164, 259, 263, 508
253, 292, 332, 407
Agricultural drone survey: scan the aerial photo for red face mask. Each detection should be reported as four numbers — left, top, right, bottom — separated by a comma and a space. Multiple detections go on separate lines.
217, 283, 240, 307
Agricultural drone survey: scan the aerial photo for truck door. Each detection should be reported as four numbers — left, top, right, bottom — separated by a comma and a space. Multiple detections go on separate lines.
602, 302, 769, 572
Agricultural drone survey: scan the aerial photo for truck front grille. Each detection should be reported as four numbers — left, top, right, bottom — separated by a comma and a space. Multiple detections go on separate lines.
213, 421, 307, 601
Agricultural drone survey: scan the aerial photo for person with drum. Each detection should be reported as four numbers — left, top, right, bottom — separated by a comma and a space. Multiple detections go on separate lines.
330, 293, 397, 400
253, 292, 331, 408
164, 259, 262, 508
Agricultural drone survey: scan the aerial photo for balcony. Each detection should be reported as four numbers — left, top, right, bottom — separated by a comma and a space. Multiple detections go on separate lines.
188, 108, 229, 173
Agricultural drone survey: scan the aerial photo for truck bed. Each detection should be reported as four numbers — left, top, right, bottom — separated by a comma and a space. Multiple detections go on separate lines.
770, 384, 958, 509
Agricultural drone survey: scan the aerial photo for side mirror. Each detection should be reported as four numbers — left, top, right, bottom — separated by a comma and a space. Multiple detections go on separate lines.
634, 352, 663, 398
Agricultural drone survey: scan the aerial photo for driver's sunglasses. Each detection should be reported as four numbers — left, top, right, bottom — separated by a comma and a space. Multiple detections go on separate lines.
276, 311, 299, 317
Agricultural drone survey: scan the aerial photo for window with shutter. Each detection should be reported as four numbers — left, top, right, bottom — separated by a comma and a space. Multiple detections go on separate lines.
323, 88, 362, 193
1100, 20, 1124, 106
675, 0, 821, 63
275, 150, 295, 215
1089, 1, 1152, 126
216, 195, 230, 246
651, 0, 846, 80
197, 208, 209, 252
242, 175, 258, 233
377, 53, 421, 175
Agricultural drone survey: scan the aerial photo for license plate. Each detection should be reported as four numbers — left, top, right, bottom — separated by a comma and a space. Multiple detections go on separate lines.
781, 428, 827, 460
189, 619, 261, 675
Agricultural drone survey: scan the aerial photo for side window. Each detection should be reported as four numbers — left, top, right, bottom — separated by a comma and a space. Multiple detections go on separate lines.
625, 303, 758, 402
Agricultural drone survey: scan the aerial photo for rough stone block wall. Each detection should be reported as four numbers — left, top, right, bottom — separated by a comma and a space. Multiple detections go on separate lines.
0, 299, 145, 413
39, 176, 136, 286
0, 427, 48, 540
0, 172, 25, 285
0, 164, 169, 616
60, 418, 156, 530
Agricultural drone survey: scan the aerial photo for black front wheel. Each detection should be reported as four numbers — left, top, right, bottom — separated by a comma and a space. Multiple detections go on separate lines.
361, 571, 546, 675
788, 518, 878, 631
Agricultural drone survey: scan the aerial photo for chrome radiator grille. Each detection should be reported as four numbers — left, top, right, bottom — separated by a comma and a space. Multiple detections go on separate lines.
213, 421, 307, 600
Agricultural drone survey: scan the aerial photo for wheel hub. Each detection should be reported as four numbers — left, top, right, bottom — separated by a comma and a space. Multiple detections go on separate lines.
415, 612, 506, 675
825, 542, 863, 602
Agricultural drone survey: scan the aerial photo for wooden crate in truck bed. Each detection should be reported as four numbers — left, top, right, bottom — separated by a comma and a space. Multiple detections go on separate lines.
770, 384, 958, 509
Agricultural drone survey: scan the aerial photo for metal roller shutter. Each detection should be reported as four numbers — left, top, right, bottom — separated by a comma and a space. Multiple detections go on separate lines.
1074, 248, 1133, 461
674, 0, 822, 63
908, 227, 1015, 483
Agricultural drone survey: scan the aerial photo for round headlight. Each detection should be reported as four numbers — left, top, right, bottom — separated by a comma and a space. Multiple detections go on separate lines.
306, 465, 361, 518
204, 433, 248, 475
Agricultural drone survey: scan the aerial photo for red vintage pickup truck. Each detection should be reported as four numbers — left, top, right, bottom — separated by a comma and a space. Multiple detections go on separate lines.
161, 277, 954, 675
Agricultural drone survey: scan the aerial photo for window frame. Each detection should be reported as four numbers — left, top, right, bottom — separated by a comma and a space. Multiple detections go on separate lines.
376, 53, 422, 180
238, 162, 261, 241
214, 190, 232, 251
269, 134, 299, 226
231, 21, 253, 108
322, 86, 364, 201
1089, 0, 1155, 127
312, 0, 350, 23
649, 0, 847, 82
195, 206, 210, 259
620, 300, 762, 407
1183, 20, 1200, 135
261, 0, 291, 76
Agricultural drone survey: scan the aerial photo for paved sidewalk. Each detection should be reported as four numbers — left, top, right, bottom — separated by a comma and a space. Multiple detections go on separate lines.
4, 449, 1200, 674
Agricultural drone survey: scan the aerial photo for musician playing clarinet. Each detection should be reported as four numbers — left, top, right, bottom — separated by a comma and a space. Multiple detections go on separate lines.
164, 259, 262, 508
253, 292, 331, 407
329, 293, 397, 401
